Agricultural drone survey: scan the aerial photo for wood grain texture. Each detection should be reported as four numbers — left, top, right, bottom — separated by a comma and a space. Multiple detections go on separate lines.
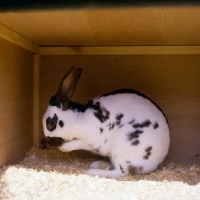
0, 38, 33, 166
0, 7, 200, 46
33, 55, 41, 147
0, 23, 39, 53
40, 46, 200, 55
41, 55, 200, 164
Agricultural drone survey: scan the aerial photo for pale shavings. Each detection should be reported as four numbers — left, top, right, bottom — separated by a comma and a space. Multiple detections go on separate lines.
0, 147, 200, 200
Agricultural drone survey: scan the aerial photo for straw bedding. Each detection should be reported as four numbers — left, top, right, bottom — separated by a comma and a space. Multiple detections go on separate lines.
0, 147, 199, 200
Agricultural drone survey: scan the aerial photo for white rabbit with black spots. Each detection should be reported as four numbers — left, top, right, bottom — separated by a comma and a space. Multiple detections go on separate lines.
42, 67, 170, 178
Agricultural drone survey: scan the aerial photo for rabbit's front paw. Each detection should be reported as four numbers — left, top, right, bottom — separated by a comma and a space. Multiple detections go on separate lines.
58, 142, 70, 152
58, 139, 91, 152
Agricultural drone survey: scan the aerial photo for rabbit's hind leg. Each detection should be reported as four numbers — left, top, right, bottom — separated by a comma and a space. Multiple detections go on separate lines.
87, 162, 128, 178
89, 160, 114, 170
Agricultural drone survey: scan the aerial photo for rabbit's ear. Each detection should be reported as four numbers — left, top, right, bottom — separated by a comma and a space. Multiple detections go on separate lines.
56, 67, 82, 109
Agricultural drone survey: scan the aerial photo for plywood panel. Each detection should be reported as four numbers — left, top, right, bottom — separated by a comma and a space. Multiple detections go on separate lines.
33, 55, 41, 147
0, 38, 33, 166
41, 55, 200, 164
40, 46, 200, 55
0, 7, 200, 46
0, 23, 39, 53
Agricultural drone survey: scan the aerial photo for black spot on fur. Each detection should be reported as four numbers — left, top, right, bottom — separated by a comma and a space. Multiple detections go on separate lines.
116, 114, 124, 126
120, 165, 125, 174
128, 119, 135, 125
119, 124, 124, 128
100, 128, 103, 134
108, 123, 115, 131
59, 120, 64, 127
93, 102, 110, 123
133, 120, 151, 129
99, 89, 168, 124
116, 114, 124, 120
104, 139, 107, 144
143, 146, 153, 160
131, 139, 140, 146
128, 130, 143, 140
146, 146, 152, 152
112, 123, 115, 129
153, 122, 159, 129
46, 114, 58, 132
126, 160, 131, 164
127, 129, 143, 146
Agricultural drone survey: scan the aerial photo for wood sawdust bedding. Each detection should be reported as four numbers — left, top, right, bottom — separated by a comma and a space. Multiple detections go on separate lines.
0, 147, 199, 200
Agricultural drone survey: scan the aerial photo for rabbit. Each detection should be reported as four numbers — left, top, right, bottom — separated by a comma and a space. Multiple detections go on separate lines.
42, 67, 170, 178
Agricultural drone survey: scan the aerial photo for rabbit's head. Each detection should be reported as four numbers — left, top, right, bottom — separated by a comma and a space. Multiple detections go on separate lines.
42, 67, 82, 140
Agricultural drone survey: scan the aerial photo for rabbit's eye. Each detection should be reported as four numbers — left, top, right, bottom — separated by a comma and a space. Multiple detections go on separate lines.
46, 113, 58, 132
50, 120, 55, 127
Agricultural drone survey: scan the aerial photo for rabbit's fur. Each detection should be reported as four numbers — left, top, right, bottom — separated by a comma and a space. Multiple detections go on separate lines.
42, 67, 170, 178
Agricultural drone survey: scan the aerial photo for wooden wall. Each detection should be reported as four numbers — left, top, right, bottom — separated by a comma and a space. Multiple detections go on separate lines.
41, 55, 200, 164
0, 38, 33, 166
0, 7, 200, 46
0, 6, 200, 167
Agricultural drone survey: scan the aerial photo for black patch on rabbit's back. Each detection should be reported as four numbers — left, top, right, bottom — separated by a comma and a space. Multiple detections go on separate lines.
127, 129, 143, 146
93, 102, 110, 123
143, 146, 153, 160
115, 114, 124, 126
49, 96, 92, 112
133, 120, 151, 129
131, 139, 140, 146
153, 122, 159, 129
68, 100, 91, 112
128, 130, 143, 140
100, 89, 168, 123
